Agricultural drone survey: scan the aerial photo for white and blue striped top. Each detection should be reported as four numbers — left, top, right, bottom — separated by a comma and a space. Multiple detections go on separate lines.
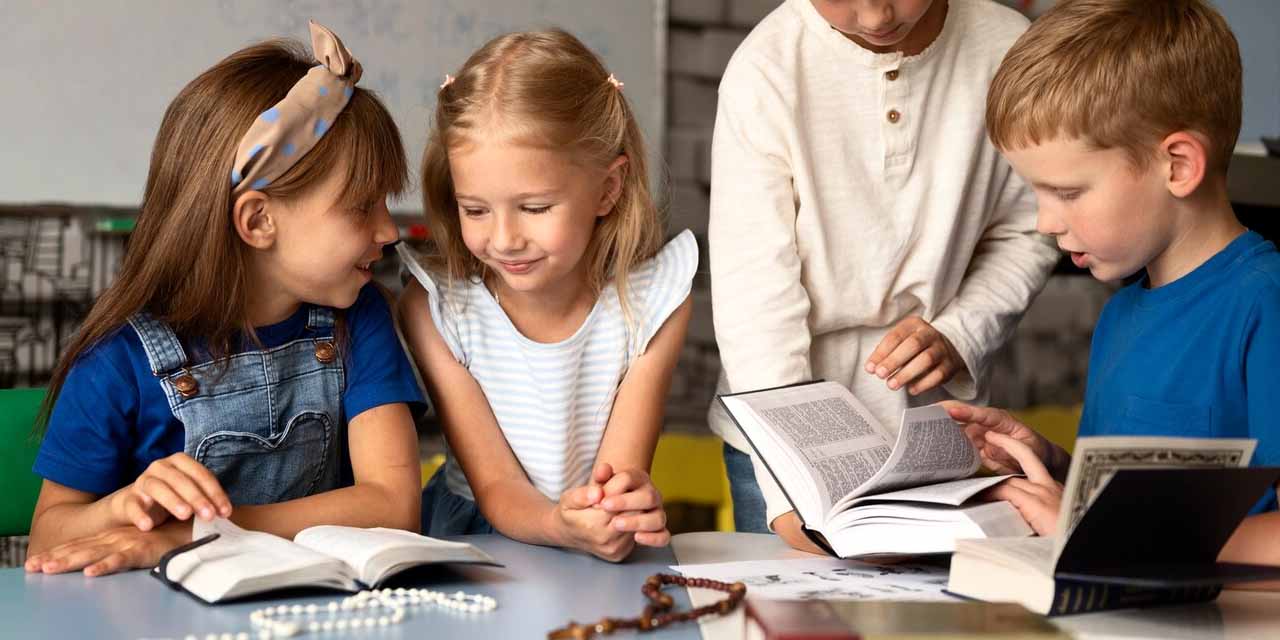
399, 230, 698, 501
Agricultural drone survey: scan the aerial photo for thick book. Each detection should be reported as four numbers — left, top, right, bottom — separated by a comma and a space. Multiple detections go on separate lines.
947, 436, 1280, 615
153, 518, 499, 603
743, 599, 1067, 639
718, 381, 1032, 558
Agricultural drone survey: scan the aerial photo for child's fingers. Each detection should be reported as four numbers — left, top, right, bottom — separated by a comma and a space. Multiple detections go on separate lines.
561, 484, 603, 510
136, 475, 195, 520
84, 552, 130, 578
600, 484, 662, 512
985, 432, 1055, 486
165, 454, 233, 516
39, 543, 112, 574
634, 530, 671, 547
907, 368, 949, 396
600, 469, 650, 498
873, 332, 926, 380
590, 462, 614, 487
887, 346, 938, 390
122, 493, 155, 531
611, 508, 667, 533
865, 328, 906, 372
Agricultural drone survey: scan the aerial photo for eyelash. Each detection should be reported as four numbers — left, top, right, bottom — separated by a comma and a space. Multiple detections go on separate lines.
1054, 189, 1080, 202
459, 205, 552, 216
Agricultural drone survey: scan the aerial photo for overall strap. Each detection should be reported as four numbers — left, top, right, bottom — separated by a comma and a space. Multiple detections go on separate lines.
307, 306, 336, 331
128, 313, 189, 376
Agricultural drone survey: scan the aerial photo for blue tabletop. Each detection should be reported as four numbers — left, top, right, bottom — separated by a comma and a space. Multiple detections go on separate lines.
0, 535, 705, 639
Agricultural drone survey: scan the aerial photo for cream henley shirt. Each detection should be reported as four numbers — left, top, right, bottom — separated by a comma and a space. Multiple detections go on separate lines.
707, 0, 1060, 526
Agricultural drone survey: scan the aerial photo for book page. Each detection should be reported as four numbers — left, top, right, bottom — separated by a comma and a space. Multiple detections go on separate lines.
847, 405, 979, 502
722, 382, 894, 521
1052, 436, 1256, 563
294, 526, 496, 584
840, 474, 1016, 510
164, 518, 347, 602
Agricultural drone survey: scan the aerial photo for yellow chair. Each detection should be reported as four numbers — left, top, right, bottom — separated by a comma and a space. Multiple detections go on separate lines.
650, 432, 735, 531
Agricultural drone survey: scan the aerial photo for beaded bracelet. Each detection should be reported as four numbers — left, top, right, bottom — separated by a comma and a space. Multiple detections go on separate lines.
547, 574, 746, 639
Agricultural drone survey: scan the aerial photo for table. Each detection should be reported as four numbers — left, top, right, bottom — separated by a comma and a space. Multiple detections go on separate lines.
671, 532, 1280, 640
0, 535, 701, 639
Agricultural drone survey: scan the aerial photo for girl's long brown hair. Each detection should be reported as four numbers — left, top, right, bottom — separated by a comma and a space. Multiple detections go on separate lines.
420, 29, 665, 338
36, 39, 407, 432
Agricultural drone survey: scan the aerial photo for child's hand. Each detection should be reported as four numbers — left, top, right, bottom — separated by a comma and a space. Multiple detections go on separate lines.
940, 401, 1056, 476
111, 453, 232, 530
865, 316, 964, 395
24, 522, 190, 577
595, 463, 671, 548
981, 432, 1063, 536
552, 477, 636, 562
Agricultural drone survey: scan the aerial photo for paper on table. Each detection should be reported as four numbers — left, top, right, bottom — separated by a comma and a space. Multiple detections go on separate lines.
671, 557, 956, 602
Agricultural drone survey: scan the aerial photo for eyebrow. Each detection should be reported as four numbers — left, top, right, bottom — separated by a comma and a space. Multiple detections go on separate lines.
1030, 181, 1085, 191
454, 190, 560, 202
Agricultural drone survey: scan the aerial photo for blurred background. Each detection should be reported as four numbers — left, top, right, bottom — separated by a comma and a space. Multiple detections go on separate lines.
1, 1, 1277, 557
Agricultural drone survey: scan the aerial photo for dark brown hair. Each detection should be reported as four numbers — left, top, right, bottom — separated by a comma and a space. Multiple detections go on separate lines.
37, 38, 408, 431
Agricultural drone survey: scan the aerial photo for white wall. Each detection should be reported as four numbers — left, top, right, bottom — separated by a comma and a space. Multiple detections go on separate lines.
0, 0, 664, 211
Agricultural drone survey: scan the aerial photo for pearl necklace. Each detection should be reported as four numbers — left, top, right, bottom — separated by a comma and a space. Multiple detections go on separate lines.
171, 587, 497, 640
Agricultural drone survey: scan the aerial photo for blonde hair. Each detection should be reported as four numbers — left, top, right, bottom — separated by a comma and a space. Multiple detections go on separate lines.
987, 0, 1241, 173
39, 39, 407, 432
420, 29, 664, 333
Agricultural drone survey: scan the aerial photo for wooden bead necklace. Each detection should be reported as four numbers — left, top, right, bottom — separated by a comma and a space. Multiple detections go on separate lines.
547, 574, 746, 639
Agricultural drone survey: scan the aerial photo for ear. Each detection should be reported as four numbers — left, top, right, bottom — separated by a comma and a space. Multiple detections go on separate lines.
596, 155, 629, 218
232, 190, 277, 249
1160, 131, 1208, 199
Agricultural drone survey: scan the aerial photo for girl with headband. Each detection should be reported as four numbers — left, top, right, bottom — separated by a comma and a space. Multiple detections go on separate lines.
399, 29, 693, 562
26, 22, 425, 577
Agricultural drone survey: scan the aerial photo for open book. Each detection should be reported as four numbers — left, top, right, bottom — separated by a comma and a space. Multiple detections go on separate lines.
154, 518, 499, 603
719, 381, 1031, 558
947, 436, 1280, 615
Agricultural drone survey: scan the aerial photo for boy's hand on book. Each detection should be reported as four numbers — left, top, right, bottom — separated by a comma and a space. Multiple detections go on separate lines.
980, 432, 1063, 536
596, 466, 671, 548
941, 402, 1053, 476
115, 453, 232, 530
23, 521, 190, 577
865, 316, 964, 395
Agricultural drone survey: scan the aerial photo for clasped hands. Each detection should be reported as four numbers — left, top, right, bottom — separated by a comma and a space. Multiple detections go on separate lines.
552, 462, 670, 562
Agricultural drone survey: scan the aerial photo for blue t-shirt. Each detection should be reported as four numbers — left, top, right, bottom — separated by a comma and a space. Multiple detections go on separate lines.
1078, 230, 1280, 513
34, 283, 425, 495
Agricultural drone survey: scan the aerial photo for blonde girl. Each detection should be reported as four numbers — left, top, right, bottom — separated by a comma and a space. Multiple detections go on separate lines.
398, 29, 695, 562
27, 23, 424, 577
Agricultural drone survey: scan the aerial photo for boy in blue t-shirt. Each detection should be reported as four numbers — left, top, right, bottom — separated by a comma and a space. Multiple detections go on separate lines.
943, 0, 1280, 572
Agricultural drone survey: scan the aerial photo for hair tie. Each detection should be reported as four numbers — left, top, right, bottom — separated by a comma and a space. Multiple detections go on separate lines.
230, 20, 362, 194
440, 74, 455, 90
606, 74, 624, 91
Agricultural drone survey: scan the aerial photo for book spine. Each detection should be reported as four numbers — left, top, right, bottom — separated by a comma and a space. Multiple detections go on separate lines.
1049, 580, 1222, 616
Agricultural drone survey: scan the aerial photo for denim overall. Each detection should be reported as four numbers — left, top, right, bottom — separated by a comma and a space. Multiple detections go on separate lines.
128, 308, 346, 505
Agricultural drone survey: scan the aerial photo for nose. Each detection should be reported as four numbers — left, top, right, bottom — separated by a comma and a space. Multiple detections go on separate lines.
1036, 205, 1066, 237
370, 201, 398, 246
857, 0, 894, 32
491, 211, 525, 254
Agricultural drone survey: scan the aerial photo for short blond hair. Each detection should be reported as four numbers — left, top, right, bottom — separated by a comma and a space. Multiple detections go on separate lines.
987, 0, 1241, 173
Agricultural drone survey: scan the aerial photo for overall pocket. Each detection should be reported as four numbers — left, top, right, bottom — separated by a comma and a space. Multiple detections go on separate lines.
194, 411, 335, 505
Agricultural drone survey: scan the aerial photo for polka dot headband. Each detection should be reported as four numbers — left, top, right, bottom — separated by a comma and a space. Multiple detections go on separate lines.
230, 20, 363, 194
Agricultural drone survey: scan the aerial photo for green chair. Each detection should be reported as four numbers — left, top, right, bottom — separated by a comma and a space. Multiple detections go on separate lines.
0, 388, 46, 536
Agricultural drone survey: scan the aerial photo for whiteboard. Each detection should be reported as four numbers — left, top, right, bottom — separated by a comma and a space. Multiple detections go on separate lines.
0, 0, 665, 211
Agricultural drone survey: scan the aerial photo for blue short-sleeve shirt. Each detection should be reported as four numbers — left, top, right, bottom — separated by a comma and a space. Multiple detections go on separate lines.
1079, 231, 1280, 513
34, 283, 424, 495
